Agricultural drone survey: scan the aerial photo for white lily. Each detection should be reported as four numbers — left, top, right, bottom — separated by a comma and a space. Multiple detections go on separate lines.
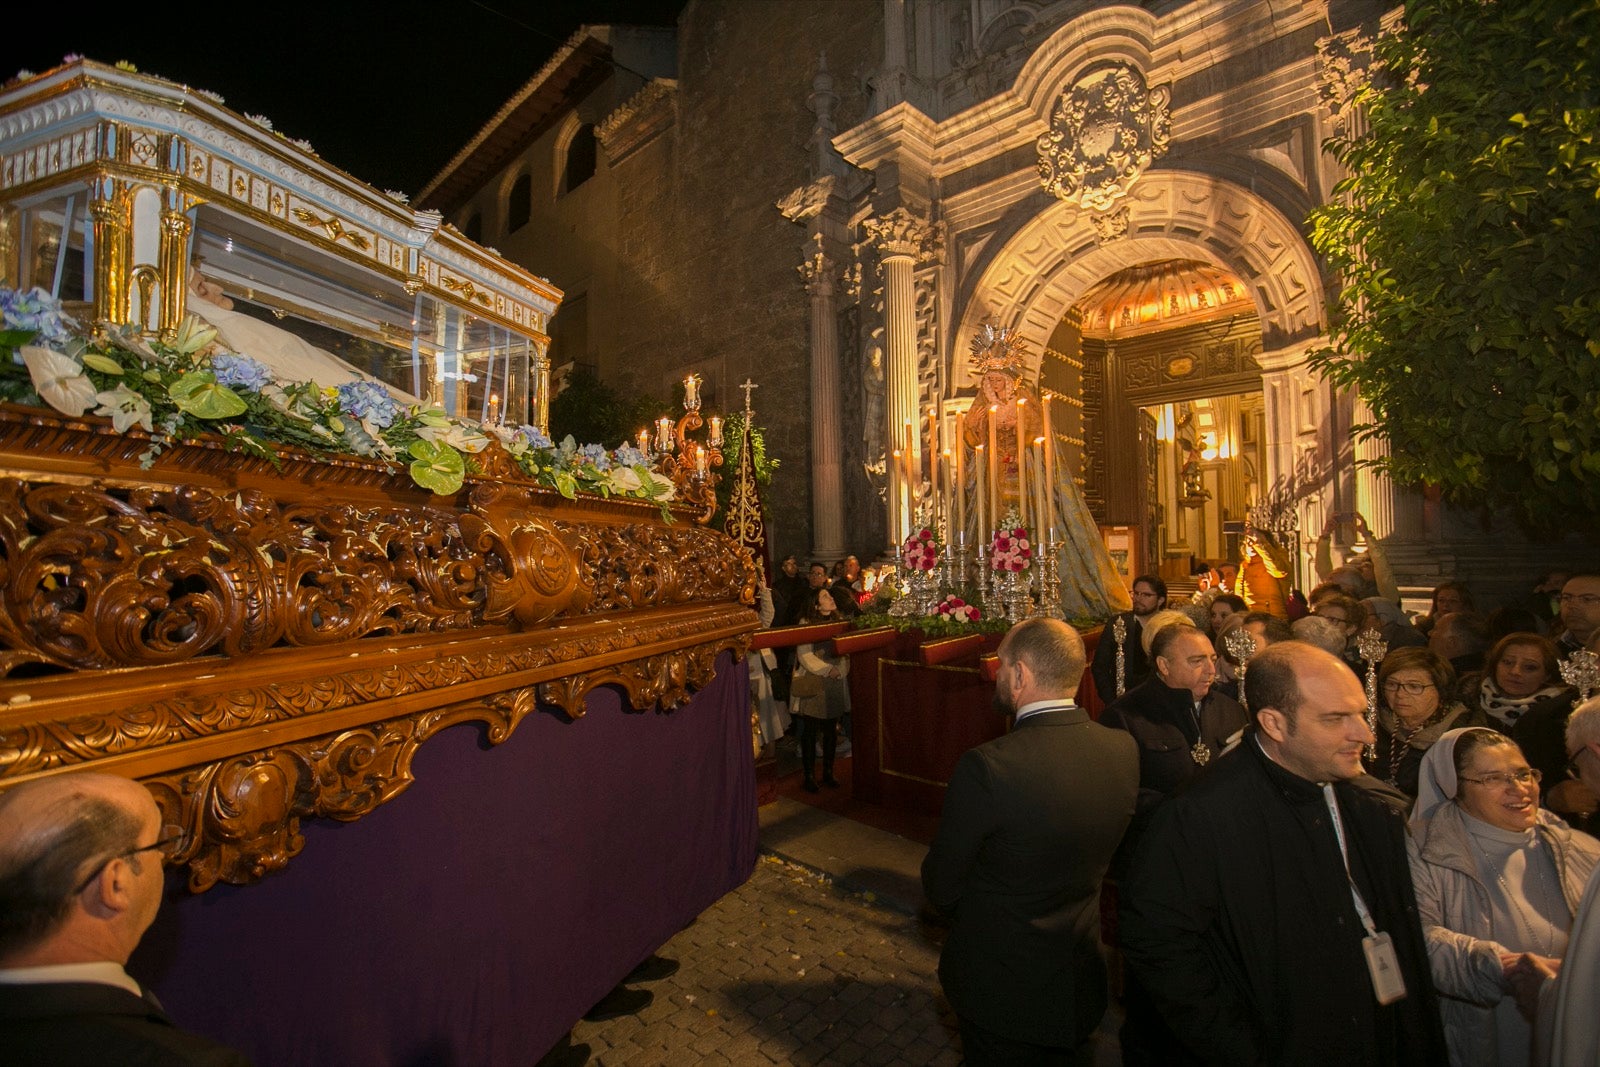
93, 383, 154, 432
21, 345, 97, 416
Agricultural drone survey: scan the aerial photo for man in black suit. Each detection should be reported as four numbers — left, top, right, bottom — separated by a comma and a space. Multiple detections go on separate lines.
1119, 642, 1448, 1065
922, 618, 1138, 1064
1089, 574, 1167, 704
0, 772, 250, 1065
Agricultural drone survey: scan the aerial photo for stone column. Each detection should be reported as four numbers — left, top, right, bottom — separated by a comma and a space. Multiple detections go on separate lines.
800, 249, 846, 561
865, 208, 931, 548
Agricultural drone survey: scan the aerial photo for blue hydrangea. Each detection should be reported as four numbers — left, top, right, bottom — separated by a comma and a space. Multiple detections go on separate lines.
335, 379, 401, 429
577, 443, 612, 470
210, 354, 275, 392
0, 287, 75, 345
613, 444, 649, 468
512, 425, 552, 450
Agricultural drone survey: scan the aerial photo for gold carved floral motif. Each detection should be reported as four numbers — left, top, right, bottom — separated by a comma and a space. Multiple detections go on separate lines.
290, 206, 372, 251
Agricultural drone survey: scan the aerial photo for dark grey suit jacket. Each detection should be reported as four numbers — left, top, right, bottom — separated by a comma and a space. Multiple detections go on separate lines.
0, 981, 251, 1066
921, 705, 1138, 1048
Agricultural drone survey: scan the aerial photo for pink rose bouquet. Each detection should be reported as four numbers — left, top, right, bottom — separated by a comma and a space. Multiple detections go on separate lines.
901, 527, 940, 572
990, 525, 1033, 572
936, 594, 981, 623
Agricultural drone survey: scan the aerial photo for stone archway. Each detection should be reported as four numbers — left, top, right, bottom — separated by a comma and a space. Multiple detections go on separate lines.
954, 169, 1327, 387
952, 168, 1337, 580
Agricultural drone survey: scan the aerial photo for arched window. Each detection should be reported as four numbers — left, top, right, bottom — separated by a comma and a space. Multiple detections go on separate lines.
462, 212, 483, 244
560, 124, 598, 195
507, 173, 532, 232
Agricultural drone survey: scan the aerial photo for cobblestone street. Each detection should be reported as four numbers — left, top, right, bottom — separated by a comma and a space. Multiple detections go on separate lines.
567, 856, 960, 1066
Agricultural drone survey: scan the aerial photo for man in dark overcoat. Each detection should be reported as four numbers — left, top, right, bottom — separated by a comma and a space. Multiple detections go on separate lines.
1118, 641, 1448, 1066
922, 617, 1138, 1064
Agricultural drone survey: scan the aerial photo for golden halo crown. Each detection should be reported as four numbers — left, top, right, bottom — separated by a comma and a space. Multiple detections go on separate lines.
969, 324, 1028, 377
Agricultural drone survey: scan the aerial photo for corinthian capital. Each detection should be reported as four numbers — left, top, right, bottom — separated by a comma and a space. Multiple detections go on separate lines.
798, 251, 836, 295
864, 207, 934, 260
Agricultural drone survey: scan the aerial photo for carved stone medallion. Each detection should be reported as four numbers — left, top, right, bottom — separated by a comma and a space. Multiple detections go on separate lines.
1037, 62, 1171, 212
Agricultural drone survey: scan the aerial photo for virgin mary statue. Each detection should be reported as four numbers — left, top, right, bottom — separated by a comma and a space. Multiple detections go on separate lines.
961, 325, 1130, 618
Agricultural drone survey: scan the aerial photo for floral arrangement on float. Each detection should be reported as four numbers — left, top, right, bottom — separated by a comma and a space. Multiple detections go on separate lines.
989, 522, 1034, 572
0, 287, 676, 507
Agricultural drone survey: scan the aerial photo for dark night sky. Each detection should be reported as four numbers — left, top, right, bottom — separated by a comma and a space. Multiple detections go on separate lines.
0, 0, 684, 195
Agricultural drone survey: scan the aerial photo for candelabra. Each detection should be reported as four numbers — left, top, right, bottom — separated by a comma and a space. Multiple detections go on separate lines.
637, 374, 725, 525
1035, 535, 1063, 620
1560, 650, 1600, 700
1356, 630, 1388, 761
1223, 626, 1260, 715
1112, 615, 1128, 698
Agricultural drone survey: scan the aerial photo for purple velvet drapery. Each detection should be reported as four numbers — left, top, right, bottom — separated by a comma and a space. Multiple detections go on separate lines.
131, 652, 757, 1065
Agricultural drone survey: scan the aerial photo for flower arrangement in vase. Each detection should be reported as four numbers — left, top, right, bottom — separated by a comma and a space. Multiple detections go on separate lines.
936, 594, 981, 623
901, 526, 940, 571
989, 520, 1033, 572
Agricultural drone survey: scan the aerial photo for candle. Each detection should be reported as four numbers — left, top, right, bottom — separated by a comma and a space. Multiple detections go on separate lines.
905, 421, 916, 514
928, 406, 939, 528
974, 443, 987, 545
695, 445, 708, 476
485, 392, 500, 426
955, 436, 966, 545
636, 427, 651, 456
987, 405, 999, 529
657, 416, 674, 453
1016, 398, 1030, 532
942, 448, 953, 539
1034, 436, 1048, 546
708, 415, 724, 449
683, 374, 700, 411
1042, 391, 1056, 539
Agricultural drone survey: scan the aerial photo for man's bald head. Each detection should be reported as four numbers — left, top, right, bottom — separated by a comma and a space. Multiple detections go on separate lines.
0, 773, 158, 962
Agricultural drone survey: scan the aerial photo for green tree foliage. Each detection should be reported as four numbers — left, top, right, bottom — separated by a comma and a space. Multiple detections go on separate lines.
548, 367, 666, 449
1309, 0, 1600, 528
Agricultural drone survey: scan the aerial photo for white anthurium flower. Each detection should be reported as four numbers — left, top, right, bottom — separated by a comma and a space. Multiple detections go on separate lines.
606, 466, 643, 493
21, 345, 97, 415
415, 419, 490, 453
93, 383, 154, 432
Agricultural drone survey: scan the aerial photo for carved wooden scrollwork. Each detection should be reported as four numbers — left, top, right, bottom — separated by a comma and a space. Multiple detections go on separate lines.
463, 483, 592, 625
139, 629, 745, 891
0, 411, 760, 893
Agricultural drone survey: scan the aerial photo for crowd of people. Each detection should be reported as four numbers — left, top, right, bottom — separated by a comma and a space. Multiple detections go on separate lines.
919, 525, 1600, 1065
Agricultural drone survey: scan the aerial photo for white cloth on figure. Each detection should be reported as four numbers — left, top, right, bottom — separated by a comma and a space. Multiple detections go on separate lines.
188, 283, 419, 403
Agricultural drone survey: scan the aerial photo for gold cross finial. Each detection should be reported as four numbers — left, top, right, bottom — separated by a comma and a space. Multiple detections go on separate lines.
739, 378, 758, 416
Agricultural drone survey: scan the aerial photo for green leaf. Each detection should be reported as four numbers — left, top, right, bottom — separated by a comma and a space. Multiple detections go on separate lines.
407, 439, 465, 495
81, 353, 125, 375
168, 372, 247, 419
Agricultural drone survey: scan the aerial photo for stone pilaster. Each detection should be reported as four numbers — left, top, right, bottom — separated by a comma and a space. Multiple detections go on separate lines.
799, 247, 846, 561
864, 207, 934, 547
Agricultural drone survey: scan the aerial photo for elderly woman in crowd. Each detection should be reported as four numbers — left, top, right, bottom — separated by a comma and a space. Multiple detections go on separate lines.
1461, 632, 1580, 806
1409, 728, 1600, 1067
790, 587, 850, 794
1365, 647, 1485, 797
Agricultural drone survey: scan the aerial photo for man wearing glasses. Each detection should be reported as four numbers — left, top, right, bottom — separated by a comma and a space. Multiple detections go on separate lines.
1556, 573, 1600, 659
0, 772, 249, 1065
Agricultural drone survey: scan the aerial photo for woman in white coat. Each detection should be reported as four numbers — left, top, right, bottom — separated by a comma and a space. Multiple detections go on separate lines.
1409, 727, 1600, 1066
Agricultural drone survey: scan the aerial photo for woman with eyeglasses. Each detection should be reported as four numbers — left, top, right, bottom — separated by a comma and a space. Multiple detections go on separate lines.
1365, 646, 1486, 798
1459, 632, 1581, 810
1409, 728, 1600, 1067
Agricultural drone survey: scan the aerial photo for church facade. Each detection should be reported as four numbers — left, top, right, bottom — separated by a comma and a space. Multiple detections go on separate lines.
420, 0, 1586, 605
